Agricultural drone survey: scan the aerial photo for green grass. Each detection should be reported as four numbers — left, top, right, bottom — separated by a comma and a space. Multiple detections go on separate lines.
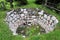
0, 0, 60, 40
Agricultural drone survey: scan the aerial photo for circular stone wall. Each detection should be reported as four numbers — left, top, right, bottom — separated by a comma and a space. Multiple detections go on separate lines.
5, 8, 58, 37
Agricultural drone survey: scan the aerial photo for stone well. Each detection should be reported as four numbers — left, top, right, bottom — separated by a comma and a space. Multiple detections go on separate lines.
5, 8, 59, 37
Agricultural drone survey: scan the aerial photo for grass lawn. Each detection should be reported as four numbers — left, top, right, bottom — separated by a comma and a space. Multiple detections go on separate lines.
0, 0, 60, 40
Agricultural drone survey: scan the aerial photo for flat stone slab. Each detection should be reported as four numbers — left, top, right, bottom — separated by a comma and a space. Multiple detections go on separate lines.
5, 8, 59, 36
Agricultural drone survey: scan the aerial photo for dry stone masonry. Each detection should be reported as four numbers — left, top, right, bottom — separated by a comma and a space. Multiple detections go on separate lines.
5, 8, 59, 36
